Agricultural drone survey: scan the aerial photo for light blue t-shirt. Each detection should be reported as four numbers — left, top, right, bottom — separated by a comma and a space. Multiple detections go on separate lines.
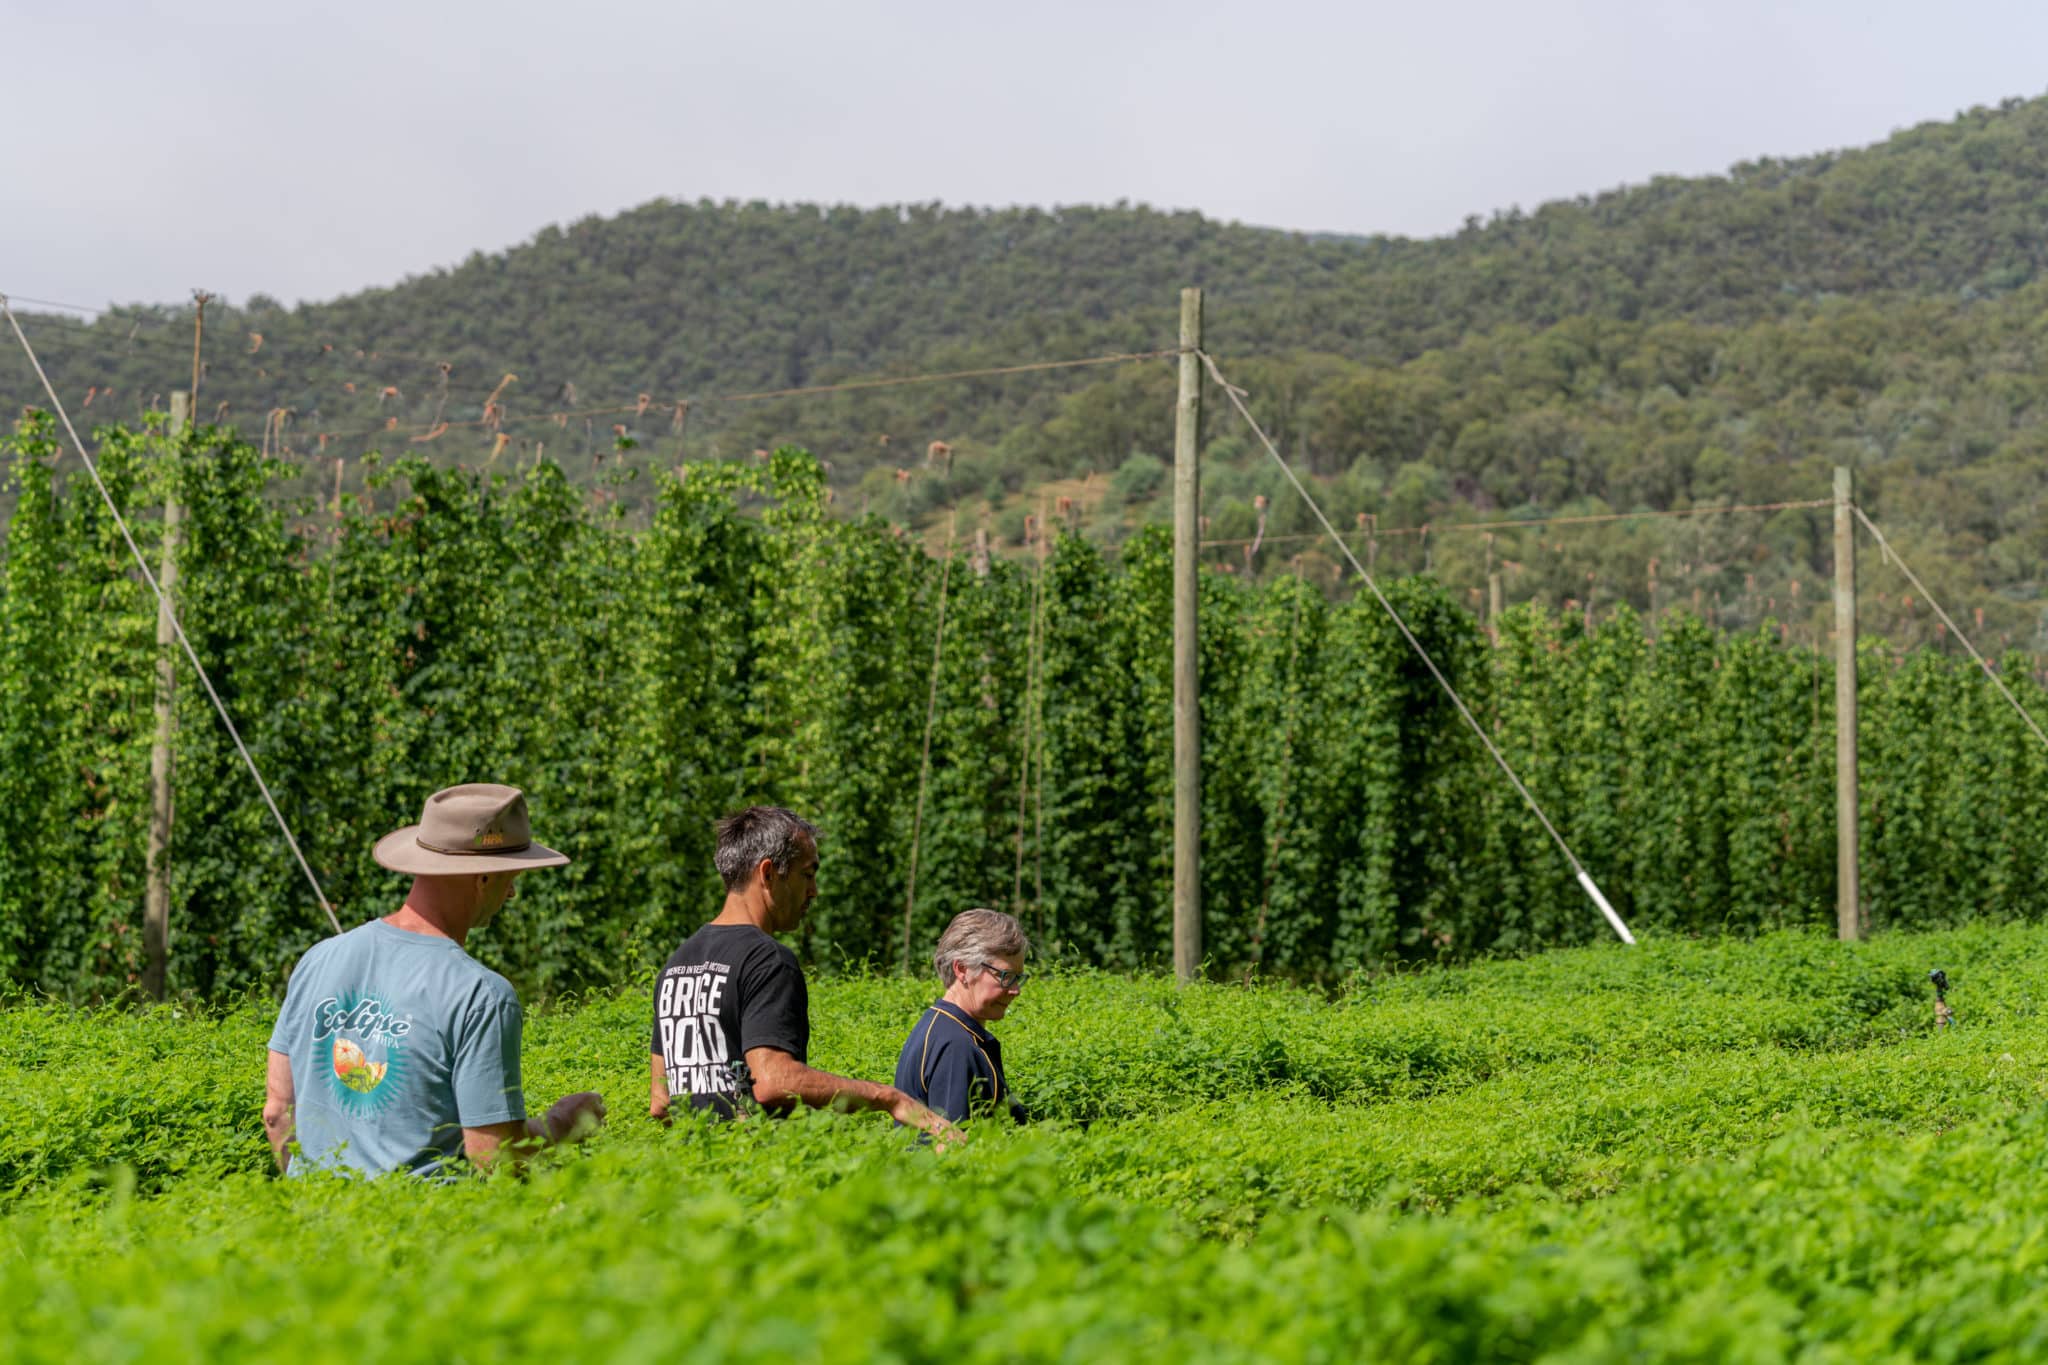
267, 919, 526, 1177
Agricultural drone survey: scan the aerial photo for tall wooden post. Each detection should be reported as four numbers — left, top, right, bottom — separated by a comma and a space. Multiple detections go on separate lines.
1487, 571, 1504, 647
1834, 466, 1860, 940
188, 292, 210, 406
143, 393, 186, 999
1173, 288, 1203, 982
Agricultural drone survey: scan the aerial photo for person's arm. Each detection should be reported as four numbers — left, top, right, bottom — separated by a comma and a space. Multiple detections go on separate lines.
649, 1053, 671, 1123
262, 1048, 295, 1173
464, 1092, 608, 1169
453, 981, 606, 1170
746, 1046, 951, 1136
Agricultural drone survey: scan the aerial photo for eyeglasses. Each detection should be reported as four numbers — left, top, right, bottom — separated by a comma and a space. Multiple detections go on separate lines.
976, 961, 1027, 990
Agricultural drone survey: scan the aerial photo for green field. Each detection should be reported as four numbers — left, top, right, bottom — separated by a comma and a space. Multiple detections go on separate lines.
7, 925, 2047, 1362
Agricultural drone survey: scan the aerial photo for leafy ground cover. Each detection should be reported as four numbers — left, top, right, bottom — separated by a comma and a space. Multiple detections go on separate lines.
7, 925, 2048, 1360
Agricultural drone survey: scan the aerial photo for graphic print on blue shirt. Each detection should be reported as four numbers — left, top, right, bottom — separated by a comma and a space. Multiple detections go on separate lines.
270, 919, 527, 1176
314, 991, 414, 1117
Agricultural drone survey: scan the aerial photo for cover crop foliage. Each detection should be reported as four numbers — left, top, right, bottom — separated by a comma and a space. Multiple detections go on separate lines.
4, 927, 2046, 1361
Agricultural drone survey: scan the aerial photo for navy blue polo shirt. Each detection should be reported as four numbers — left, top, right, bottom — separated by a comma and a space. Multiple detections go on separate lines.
893, 1001, 1027, 1124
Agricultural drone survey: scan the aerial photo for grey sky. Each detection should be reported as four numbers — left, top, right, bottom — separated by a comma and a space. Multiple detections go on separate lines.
6, 0, 2044, 311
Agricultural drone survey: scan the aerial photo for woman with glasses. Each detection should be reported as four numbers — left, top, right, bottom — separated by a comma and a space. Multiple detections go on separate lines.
894, 909, 1030, 1124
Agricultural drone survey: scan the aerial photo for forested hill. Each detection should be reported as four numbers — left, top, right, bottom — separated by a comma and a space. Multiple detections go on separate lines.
8, 94, 2048, 644
18, 94, 2048, 404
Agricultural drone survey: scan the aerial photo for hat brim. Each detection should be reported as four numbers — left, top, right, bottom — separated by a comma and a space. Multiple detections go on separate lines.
372, 824, 571, 876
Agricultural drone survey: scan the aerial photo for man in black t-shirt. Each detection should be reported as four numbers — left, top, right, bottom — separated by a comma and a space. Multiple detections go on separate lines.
652, 918, 807, 1118
650, 806, 945, 1132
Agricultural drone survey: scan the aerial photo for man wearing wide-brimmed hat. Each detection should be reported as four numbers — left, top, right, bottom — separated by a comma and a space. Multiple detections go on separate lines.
263, 783, 606, 1176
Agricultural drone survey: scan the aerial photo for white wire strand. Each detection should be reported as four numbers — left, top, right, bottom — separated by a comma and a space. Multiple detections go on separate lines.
1853, 504, 2048, 750
1198, 349, 1636, 946
2, 293, 342, 936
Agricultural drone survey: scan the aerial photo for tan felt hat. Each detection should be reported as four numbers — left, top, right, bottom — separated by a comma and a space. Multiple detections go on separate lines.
372, 783, 570, 876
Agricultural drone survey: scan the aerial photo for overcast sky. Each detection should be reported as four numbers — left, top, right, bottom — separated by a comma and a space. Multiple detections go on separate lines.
5, 0, 2045, 312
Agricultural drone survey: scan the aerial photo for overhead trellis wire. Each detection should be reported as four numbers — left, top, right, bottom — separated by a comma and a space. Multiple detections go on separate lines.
1, 293, 342, 937
1199, 348, 1636, 947
20, 340, 1192, 456
1199, 498, 1836, 549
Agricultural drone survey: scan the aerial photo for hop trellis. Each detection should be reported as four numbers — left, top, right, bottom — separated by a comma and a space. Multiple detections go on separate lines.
3, 413, 2046, 999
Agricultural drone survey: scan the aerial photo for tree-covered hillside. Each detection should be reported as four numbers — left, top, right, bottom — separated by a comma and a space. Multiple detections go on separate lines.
8, 93, 2048, 641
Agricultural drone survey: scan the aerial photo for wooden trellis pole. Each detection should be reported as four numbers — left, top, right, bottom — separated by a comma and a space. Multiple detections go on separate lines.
143, 392, 187, 1000
1172, 287, 1203, 983
1834, 466, 1861, 940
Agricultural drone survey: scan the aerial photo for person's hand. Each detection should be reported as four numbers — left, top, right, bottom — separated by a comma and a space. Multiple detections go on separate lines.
886, 1089, 960, 1144
544, 1091, 607, 1144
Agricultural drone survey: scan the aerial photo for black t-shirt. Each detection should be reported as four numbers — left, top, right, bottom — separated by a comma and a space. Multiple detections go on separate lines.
651, 923, 808, 1117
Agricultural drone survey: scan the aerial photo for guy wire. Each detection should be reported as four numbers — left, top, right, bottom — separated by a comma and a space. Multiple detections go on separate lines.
1199, 348, 1636, 946
1, 293, 342, 937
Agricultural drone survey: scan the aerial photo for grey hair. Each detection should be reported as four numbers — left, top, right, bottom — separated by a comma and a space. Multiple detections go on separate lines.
933, 908, 1029, 986
713, 806, 819, 891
